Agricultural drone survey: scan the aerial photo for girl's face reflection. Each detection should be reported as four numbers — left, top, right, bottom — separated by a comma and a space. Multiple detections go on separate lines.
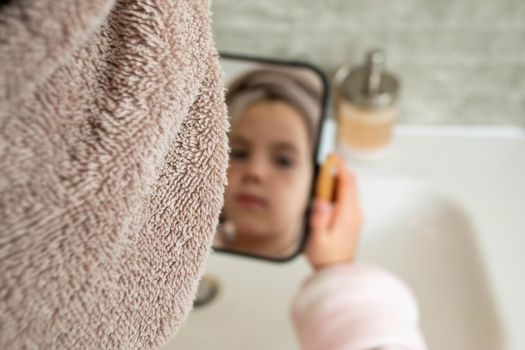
224, 100, 312, 253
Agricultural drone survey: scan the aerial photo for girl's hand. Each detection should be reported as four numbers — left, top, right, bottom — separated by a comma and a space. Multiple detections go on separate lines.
305, 154, 363, 270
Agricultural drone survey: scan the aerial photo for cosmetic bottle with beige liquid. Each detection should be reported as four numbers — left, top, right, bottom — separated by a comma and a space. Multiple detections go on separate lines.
334, 49, 400, 161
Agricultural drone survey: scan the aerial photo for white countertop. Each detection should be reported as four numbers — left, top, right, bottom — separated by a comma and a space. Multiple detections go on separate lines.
340, 125, 525, 350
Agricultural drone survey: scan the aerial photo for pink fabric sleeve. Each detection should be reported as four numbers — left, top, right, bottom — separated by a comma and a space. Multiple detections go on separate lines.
291, 263, 427, 350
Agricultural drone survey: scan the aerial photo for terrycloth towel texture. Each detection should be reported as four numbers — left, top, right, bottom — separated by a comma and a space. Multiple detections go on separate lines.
0, 1, 229, 349
292, 263, 427, 350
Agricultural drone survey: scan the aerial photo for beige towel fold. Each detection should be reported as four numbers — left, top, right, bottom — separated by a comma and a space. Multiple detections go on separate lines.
0, 0, 229, 349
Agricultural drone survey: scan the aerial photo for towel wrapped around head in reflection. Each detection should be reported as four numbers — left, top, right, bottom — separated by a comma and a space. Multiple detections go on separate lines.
225, 66, 324, 141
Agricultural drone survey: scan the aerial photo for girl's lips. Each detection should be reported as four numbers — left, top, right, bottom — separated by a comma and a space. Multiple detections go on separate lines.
236, 193, 265, 207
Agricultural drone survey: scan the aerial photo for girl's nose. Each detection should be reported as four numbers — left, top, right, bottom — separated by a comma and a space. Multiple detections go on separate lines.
242, 156, 268, 183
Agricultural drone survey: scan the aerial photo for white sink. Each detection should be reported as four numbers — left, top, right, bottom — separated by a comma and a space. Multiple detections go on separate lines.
359, 177, 503, 350
163, 125, 525, 350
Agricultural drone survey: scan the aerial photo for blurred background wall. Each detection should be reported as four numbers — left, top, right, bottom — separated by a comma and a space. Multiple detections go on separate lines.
211, 0, 525, 126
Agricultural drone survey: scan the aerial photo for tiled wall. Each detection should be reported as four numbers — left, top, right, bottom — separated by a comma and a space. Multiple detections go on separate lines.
211, 0, 525, 127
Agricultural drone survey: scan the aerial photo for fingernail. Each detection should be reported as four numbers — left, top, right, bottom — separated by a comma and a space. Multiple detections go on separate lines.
315, 199, 331, 214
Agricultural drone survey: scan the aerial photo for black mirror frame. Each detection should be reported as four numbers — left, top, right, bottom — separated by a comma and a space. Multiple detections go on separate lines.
214, 51, 330, 263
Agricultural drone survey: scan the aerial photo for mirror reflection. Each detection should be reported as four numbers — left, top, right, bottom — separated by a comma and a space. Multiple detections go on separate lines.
214, 56, 326, 260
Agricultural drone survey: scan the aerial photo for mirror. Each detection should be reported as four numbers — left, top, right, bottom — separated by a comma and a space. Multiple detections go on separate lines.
213, 53, 328, 261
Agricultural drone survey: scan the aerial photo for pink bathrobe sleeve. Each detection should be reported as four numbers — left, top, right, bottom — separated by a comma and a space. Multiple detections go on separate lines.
291, 263, 427, 350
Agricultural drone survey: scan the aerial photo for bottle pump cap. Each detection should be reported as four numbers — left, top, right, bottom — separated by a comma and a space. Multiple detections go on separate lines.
341, 49, 399, 109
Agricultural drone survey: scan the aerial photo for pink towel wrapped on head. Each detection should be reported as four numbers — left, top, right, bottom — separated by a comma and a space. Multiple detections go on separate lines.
292, 263, 428, 350
0, 0, 228, 348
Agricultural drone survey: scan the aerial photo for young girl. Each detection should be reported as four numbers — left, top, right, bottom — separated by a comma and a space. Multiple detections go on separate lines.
221, 67, 426, 349
218, 67, 322, 258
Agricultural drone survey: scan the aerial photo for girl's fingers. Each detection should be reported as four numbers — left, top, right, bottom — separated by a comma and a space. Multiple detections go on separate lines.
312, 153, 358, 235
310, 199, 333, 234
331, 157, 350, 224
332, 157, 360, 229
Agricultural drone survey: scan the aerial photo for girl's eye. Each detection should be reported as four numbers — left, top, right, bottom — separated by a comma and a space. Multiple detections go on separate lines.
275, 154, 295, 168
231, 147, 248, 160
